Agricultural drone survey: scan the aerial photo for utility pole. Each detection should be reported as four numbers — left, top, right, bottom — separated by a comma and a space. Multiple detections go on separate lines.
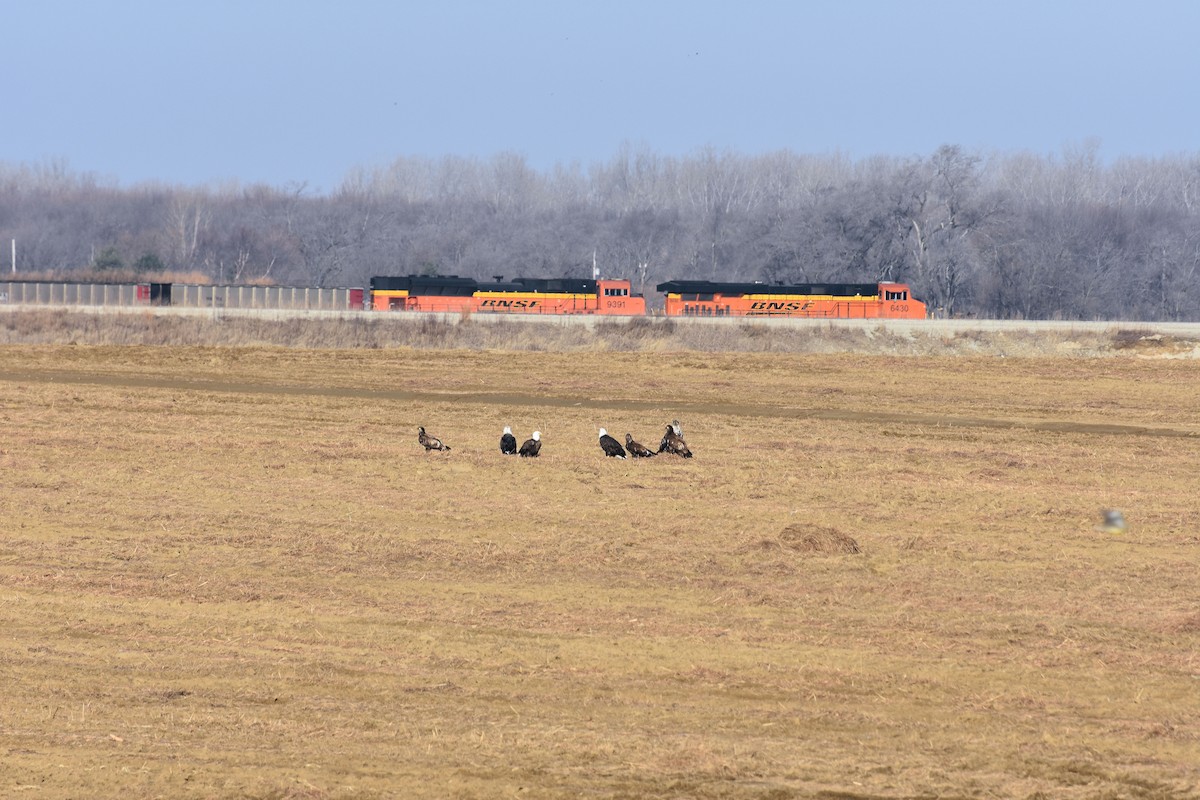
10, 239, 14, 274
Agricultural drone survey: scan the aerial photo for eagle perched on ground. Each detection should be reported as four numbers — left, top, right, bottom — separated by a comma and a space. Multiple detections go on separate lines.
500, 426, 517, 455
598, 428, 627, 458
518, 431, 542, 457
418, 426, 450, 452
625, 433, 656, 458
658, 423, 692, 458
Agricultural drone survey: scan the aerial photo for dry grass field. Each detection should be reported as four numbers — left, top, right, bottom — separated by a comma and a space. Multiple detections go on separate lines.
2, 332, 1199, 798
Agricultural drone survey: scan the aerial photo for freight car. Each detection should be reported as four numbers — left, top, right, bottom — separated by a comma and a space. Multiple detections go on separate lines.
0, 280, 362, 310
655, 280, 926, 319
368, 275, 646, 315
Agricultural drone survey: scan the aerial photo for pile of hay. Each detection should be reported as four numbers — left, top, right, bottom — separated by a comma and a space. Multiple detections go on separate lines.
771, 524, 862, 555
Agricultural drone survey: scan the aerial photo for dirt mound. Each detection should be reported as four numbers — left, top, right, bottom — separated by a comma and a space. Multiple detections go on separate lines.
744, 524, 862, 555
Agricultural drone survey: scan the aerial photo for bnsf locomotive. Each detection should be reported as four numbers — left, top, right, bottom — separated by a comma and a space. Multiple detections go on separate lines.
0, 275, 927, 319
369, 275, 645, 315
655, 280, 926, 319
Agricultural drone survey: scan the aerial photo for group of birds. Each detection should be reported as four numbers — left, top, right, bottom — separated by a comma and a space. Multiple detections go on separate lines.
599, 420, 691, 459
500, 426, 542, 457
416, 419, 692, 460
421, 422, 1127, 534
417, 425, 543, 458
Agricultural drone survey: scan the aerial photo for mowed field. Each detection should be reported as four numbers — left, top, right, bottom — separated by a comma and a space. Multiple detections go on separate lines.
2, 343, 1199, 799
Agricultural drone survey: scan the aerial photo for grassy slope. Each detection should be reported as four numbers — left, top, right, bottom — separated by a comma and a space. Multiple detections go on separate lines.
1, 344, 1198, 799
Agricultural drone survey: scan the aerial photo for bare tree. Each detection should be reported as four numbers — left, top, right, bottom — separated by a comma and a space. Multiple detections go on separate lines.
166, 193, 210, 271
8, 145, 1200, 320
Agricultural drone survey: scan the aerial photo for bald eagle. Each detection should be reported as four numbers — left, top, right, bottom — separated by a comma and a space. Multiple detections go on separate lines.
500, 426, 517, 455
418, 426, 450, 452
598, 428, 627, 458
519, 431, 542, 457
659, 424, 692, 458
625, 433, 656, 458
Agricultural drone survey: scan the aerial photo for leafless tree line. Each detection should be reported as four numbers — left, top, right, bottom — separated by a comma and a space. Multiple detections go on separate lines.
4, 143, 1200, 319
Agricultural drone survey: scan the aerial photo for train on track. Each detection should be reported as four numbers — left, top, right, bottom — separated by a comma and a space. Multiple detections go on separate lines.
655, 279, 924, 319
368, 275, 646, 315
0, 275, 927, 319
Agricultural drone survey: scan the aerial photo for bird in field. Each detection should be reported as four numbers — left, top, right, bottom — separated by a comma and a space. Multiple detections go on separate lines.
518, 431, 542, 457
418, 426, 450, 452
624, 433, 656, 458
598, 428, 627, 458
658, 423, 692, 458
659, 423, 677, 454
500, 426, 517, 455
671, 419, 683, 438
1096, 509, 1127, 533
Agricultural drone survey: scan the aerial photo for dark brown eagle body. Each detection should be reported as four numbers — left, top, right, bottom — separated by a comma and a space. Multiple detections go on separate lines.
519, 431, 542, 457
500, 426, 517, 455
418, 426, 450, 452
659, 424, 692, 458
625, 433, 656, 458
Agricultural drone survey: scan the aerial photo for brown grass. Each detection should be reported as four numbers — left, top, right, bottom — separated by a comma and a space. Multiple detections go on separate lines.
3, 309, 1200, 359
1, 342, 1199, 798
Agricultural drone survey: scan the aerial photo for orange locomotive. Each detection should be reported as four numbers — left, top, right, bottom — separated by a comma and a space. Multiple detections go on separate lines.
369, 275, 646, 315
656, 280, 926, 319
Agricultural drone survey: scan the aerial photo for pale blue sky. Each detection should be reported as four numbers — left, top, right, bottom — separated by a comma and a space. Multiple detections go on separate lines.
7, 0, 1198, 191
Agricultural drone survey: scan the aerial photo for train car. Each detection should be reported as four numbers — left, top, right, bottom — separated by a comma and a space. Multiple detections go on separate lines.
369, 275, 646, 315
0, 279, 148, 307
0, 280, 364, 311
655, 280, 927, 319
165, 283, 363, 310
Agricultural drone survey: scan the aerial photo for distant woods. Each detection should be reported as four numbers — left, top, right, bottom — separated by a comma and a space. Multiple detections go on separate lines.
4, 143, 1200, 319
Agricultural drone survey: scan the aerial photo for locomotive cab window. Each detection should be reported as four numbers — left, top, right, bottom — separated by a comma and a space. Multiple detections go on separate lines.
885, 290, 908, 301
603, 287, 629, 297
